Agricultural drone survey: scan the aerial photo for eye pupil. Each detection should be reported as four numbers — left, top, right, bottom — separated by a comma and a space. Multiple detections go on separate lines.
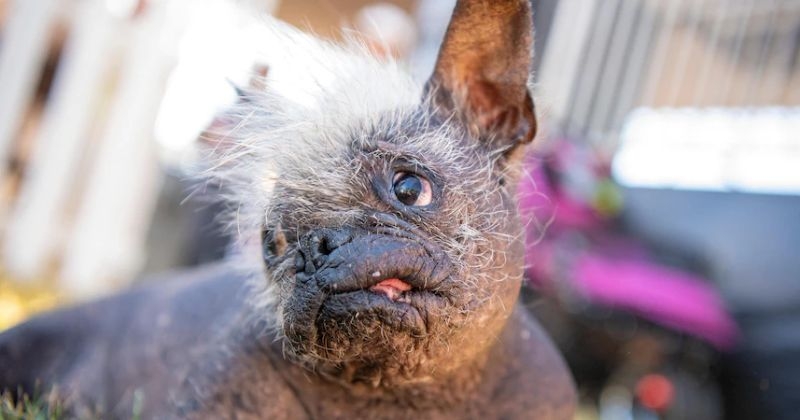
393, 174, 422, 205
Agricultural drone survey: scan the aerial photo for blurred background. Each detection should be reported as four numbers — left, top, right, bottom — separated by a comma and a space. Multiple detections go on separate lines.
0, 0, 798, 419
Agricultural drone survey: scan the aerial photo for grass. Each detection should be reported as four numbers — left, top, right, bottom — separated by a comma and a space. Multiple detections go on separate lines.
0, 388, 64, 420
0, 388, 145, 420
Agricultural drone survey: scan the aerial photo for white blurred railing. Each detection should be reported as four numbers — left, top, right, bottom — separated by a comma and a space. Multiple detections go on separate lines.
0, 0, 278, 298
538, 0, 800, 149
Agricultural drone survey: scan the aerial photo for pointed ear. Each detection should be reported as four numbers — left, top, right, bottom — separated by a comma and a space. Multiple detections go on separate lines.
426, 0, 536, 154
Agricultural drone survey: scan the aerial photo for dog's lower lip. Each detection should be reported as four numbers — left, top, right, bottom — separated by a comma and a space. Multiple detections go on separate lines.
320, 267, 435, 295
321, 290, 428, 334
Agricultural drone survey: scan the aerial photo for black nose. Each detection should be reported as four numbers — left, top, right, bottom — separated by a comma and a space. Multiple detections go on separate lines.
316, 229, 352, 256
296, 228, 353, 273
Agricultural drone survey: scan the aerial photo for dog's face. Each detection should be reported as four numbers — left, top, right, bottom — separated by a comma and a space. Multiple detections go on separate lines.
262, 111, 526, 386
228, 0, 536, 388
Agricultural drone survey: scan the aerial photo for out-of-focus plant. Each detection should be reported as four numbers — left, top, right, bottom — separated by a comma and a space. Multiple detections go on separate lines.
0, 278, 61, 331
0, 388, 64, 420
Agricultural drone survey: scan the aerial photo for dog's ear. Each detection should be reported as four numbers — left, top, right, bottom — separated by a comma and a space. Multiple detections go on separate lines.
425, 0, 536, 156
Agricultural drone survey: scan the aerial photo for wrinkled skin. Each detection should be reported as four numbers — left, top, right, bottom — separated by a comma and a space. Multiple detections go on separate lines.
0, 0, 576, 417
266, 129, 531, 390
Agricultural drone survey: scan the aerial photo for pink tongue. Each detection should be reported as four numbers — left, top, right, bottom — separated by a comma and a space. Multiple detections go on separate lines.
369, 278, 411, 301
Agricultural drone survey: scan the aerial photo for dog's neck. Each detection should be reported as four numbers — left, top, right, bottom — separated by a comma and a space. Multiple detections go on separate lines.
173, 306, 523, 417
264, 304, 499, 402
260, 335, 492, 409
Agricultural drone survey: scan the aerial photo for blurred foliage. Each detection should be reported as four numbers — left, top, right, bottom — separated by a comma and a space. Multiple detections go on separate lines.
593, 178, 624, 218
0, 277, 61, 331
0, 388, 64, 420
0, 387, 144, 420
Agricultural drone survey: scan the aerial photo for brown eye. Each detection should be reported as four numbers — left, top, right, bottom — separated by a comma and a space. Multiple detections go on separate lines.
392, 172, 432, 207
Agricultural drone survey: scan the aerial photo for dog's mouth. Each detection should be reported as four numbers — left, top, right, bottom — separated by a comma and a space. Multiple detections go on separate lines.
301, 233, 452, 336
370, 278, 412, 301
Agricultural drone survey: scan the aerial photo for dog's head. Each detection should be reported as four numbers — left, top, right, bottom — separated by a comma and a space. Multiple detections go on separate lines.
219, 0, 536, 388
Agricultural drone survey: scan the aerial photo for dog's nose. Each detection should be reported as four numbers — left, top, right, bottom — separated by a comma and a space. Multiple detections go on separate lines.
296, 228, 354, 273
315, 229, 352, 257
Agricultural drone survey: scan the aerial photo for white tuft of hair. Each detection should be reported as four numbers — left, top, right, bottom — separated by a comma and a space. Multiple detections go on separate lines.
198, 14, 426, 319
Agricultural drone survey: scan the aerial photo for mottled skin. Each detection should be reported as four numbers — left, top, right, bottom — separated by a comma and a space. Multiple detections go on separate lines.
0, 0, 576, 418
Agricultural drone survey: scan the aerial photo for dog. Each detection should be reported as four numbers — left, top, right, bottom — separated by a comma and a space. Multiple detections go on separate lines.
0, 0, 576, 418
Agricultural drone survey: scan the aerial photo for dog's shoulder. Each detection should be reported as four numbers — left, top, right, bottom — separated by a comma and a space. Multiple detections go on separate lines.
483, 304, 577, 419
0, 263, 253, 415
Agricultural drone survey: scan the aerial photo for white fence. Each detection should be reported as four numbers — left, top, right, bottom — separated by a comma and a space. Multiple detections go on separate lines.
537, 0, 800, 149
0, 0, 278, 298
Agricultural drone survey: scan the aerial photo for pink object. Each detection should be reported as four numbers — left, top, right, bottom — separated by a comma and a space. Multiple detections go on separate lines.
519, 147, 739, 350
573, 254, 739, 350
518, 163, 599, 231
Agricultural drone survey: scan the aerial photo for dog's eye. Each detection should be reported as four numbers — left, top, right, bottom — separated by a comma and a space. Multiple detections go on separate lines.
392, 172, 432, 207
